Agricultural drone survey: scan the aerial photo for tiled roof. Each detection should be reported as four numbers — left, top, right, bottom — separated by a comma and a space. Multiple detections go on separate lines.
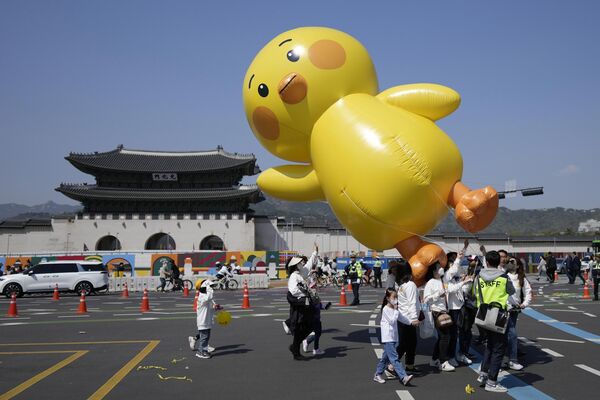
56, 184, 263, 202
0, 219, 52, 229
66, 145, 259, 174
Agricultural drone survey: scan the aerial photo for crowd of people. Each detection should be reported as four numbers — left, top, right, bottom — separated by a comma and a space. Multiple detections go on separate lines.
276, 241, 538, 394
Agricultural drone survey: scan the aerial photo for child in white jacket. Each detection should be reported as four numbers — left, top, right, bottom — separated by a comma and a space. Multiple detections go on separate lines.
373, 289, 414, 386
188, 279, 221, 359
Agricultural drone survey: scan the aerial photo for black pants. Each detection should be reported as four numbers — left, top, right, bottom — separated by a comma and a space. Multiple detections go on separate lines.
575, 269, 585, 284
374, 272, 382, 288
448, 309, 461, 360
480, 330, 507, 382
396, 323, 417, 366
547, 268, 556, 283
459, 307, 477, 355
350, 283, 360, 305
432, 316, 451, 363
593, 277, 599, 300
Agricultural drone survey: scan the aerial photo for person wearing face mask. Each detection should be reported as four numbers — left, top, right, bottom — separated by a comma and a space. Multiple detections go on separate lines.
423, 262, 455, 372
394, 259, 421, 373
459, 255, 479, 360
188, 279, 221, 359
285, 245, 318, 360
504, 258, 532, 371
444, 247, 475, 367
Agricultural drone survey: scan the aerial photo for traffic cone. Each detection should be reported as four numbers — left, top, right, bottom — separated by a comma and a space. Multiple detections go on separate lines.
583, 281, 591, 300
339, 284, 348, 306
7, 293, 18, 317
241, 281, 250, 309
140, 288, 150, 312
52, 284, 60, 300
347, 282, 352, 292
584, 270, 589, 282
121, 283, 129, 298
77, 292, 88, 314
193, 289, 199, 311
554, 271, 559, 282
183, 285, 190, 297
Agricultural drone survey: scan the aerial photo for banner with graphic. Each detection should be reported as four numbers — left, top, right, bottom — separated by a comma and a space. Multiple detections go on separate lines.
150, 254, 177, 276
103, 254, 135, 277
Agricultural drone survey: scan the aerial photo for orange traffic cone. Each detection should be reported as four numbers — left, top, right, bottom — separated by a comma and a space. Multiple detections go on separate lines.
584, 270, 589, 282
121, 283, 129, 298
347, 282, 352, 292
583, 281, 591, 299
77, 292, 88, 314
193, 289, 199, 311
242, 281, 250, 309
339, 284, 348, 306
183, 285, 190, 297
554, 271, 559, 282
7, 293, 18, 317
140, 288, 150, 312
52, 284, 60, 300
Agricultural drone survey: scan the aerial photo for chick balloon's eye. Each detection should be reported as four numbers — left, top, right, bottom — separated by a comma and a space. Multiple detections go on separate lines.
287, 49, 300, 62
258, 83, 269, 97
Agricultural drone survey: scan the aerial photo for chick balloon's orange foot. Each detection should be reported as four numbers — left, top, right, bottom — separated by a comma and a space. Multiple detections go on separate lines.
453, 184, 499, 233
396, 236, 447, 287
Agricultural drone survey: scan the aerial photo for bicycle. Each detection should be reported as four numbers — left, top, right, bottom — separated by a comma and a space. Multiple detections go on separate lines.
213, 275, 239, 290
162, 277, 193, 292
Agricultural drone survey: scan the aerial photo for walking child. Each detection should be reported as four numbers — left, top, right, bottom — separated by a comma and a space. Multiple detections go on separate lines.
302, 281, 332, 355
373, 289, 414, 386
188, 279, 221, 359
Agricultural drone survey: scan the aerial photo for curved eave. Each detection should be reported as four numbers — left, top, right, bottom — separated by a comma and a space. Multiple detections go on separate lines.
55, 185, 263, 203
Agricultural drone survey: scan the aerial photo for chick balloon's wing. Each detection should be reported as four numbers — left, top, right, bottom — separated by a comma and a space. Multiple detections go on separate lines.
377, 83, 461, 121
257, 165, 325, 201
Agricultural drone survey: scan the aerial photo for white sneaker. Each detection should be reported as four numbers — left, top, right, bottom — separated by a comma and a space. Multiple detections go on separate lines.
401, 375, 413, 386
206, 346, 215, 353
302, 339, 309, 353
440, 361, 456, 372
509, 361, 524, 371
485, 382, 508, 393
313, 349, 325, 355
373, 374, 386, 384
282, 321, 290, 335
429, 359, 440, 368
188, 336, 198, 351
448, 358, 459, 367
457, 354, 473, 365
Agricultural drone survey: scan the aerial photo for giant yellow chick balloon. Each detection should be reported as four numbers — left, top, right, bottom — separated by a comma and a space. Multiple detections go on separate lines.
243, 27, 498, 286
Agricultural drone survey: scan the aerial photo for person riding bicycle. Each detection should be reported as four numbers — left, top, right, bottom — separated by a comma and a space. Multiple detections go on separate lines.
171, 262, 183, 290
215, 262, 233, 281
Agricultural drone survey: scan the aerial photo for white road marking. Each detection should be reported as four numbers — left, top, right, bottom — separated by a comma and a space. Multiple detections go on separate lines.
396, 390, 415, 400
544, 309, 582, 312
0, 317, 30, 321
252, 314, 272, 317
350, 323, 380, 328
539, 319, 559, 323
58, 315, 90, 318
584, 313, 597, 317
541, 348, 564, 357
568, 306, 577, 310
370, 336, 380, 346
273, 319, 286, 322
137, 317, 159, 321
0, 322, 28, 326
536, 337, 585, 344
374, 348, 383, 358
370, 314, 378, 319
113, 313, 141, 316
574, 364, 600, 377
368, 320, 377, 326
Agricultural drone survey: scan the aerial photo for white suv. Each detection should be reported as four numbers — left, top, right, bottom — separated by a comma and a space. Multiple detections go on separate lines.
0, 261, 108, 298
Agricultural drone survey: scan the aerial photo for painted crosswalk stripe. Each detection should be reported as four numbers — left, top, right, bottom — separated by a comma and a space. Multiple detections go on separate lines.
583, 313, 597, 317
374, 348, 383, 358
536, 337, 584, 344
574, 364, 600, 377
518, 337, 535, 345
568, 306, 577, 310
396, 390, 415, 400
541, 348, 564, 357
370, 336, 380, 346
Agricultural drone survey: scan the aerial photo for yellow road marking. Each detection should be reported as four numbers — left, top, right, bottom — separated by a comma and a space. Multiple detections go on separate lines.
0, 350, 88, 400
87, 340, 160, 400
0, 350, 82, 355
0, 340, 150, 347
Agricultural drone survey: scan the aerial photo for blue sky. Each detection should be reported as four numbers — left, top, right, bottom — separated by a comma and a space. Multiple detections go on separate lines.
1, 0, 598, 209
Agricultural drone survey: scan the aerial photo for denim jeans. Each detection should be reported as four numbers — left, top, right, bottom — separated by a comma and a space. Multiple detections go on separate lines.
196, 329, 211, 351
306, 320, 322, 349
506, 311, 519, 362
375, 342, 407, 380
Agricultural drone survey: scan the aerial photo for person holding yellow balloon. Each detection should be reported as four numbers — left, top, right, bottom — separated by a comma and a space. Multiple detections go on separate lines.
188, 279, 222, 359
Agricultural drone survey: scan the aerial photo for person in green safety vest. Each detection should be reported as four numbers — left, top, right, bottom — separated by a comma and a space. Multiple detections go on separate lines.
373, 256, 383, 288
474, 250, 515, 394
345, 253, 364, 306
591, 253, 600, 301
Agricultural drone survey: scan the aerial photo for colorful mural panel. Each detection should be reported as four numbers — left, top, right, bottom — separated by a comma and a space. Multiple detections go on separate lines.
103, 254, 135, 277
240, 251, 267, 273
150, 253, 177, 276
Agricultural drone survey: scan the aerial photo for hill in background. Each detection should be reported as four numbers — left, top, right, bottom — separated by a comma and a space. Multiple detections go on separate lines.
1, 199, 598, 236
